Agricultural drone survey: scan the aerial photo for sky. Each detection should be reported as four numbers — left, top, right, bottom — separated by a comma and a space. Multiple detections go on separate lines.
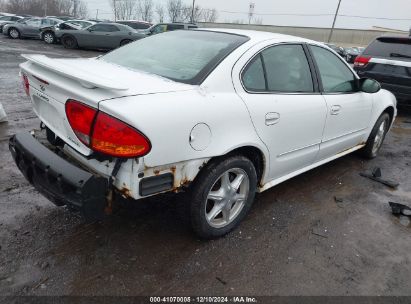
86, 0, 411, 31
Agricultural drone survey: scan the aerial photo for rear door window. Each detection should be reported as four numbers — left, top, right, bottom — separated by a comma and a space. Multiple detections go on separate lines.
364, 37, 411, 61
242, 44, 314, 93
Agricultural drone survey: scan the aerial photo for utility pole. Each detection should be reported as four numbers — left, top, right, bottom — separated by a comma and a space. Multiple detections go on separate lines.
191, 0, 195, 23
248, 3, 255, 25
96, 9, 99, 20
44, 0, 48, 17
327, 0, 342, 43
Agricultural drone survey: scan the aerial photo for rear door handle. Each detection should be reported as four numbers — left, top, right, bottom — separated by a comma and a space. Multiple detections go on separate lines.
265, 112, 280, 125
330, 105, 341, 115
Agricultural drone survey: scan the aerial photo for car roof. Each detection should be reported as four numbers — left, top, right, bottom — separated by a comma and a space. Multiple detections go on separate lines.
197, 28, 317, 45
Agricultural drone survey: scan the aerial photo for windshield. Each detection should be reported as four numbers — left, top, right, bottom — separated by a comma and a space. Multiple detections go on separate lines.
101, 30, 249, 84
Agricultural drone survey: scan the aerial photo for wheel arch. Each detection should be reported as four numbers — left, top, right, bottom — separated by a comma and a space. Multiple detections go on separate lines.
193, 145, 267, 189
382, 105, 395, 127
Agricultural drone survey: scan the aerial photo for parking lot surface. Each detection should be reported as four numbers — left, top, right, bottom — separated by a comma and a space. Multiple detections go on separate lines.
1, 35, 411, 296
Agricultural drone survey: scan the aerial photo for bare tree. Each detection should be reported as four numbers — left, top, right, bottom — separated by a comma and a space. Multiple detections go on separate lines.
253, 16, 263, 25
201, 8, 218, 23
155, 3, 165, 23
4, 0, 87, 17
137, 0, 153, 22
166, 0, 184, 23
0, 0, 7, 11
109, 0, 136, 21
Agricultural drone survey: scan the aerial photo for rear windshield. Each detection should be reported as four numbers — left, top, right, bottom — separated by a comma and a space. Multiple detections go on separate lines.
101, 30, 249, 84
364, 37, 411, 60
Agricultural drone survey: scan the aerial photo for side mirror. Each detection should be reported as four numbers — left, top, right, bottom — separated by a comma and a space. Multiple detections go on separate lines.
360, 78, 381, 94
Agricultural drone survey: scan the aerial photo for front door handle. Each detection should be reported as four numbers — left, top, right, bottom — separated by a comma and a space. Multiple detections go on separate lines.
330, 105, 341, 115
265, 112, 280, 126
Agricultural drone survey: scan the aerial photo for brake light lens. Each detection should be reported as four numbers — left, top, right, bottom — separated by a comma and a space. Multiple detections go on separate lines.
91, 112, 151, 158
65, 100, 97, 146
354, 56, 371, 68
22, 73, 30, 96
65, 100, 151, 158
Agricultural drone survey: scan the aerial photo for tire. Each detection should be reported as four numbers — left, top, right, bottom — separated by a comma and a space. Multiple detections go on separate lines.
8, 28, 20, 39
62, 35, 78, 49
43, 31, 55, 44
361, 113, 390, 159
189, 155, 257, 239
120, 39, 132, 46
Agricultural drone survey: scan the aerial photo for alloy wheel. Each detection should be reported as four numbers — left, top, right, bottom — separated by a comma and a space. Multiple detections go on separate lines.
205, 168, 250, 228
372, 120, 386, 155
9, 29, 19, 39
44, 33, 54, 44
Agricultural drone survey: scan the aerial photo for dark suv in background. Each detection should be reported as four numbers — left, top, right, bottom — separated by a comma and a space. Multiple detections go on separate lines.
354, 36, 411, 107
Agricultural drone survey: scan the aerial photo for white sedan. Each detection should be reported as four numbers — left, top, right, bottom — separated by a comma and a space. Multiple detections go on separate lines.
11, 29, 396, 238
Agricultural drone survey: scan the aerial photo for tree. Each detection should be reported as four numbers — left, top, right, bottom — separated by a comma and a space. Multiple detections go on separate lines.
201, 8, 218, 23
137, 0, 153, 22
109, 0, 136, 21
3, 0, 88, 18
155, 3, 165, 23
253, 16, 263, 25
166, 0, 184, 23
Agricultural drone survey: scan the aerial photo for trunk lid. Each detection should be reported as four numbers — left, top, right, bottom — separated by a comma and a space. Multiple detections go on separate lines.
20, 54, 193, 156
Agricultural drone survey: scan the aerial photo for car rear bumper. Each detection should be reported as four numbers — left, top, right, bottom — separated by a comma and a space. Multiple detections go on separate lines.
9, 132, 109, 220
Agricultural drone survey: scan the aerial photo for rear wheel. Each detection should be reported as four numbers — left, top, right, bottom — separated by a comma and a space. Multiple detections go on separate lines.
120, 39, 132, 46
361, 113, 390, 159
43, 31, 55, 44
8, 28, 20, 39
62, 35, 78, 49
189, 155, 257, 239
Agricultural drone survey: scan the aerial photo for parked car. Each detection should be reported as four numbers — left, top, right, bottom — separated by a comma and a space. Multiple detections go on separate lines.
142, 22, 198, 35
345, 47, 361, 63
6, 17, 62, 39
60, 22, 146, 50
2, 17, 31, 35
13, 29, 396, 238
325, 43, 346, 57
40, 20, 96, 44
0, 15, 23, 32
354, 36, 411, 107
117, 20, 152, 30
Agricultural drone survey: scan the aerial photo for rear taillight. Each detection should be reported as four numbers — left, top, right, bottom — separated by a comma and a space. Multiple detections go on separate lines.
65, 100, 151, 158
22, 73, 30, 96
354, 56, 371, 68
65, 100, 97, 146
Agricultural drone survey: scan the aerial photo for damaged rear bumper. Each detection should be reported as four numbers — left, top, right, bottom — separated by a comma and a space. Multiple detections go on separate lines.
9, 132, 109, 220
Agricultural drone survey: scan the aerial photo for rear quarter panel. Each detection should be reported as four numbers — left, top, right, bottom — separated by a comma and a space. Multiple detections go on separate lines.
98, 89, 267, 171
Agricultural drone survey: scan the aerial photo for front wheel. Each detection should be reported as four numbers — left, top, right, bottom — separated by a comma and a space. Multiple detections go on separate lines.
361, 113, 390, 159
8, 28, 20, 39
189, 155, 257, 239
43, 32, 55, 44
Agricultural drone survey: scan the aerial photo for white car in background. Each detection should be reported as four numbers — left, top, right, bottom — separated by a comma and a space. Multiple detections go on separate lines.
11, 29, 396, 238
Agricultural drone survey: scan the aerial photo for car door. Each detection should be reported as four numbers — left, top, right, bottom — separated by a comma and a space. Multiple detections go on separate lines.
82, 24, 120, 48
22, 18, 41, 36
308, 45, 373, 160
233, 42, 328, 181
